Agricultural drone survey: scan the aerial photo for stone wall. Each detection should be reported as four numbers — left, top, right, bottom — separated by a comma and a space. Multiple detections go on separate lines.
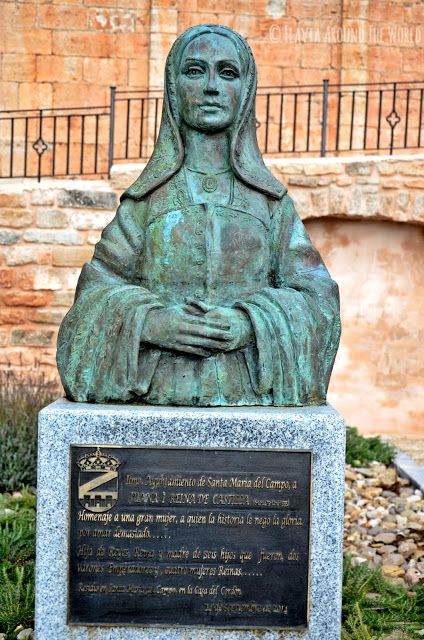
1, 0, 422, 111
0, 153, 423, 436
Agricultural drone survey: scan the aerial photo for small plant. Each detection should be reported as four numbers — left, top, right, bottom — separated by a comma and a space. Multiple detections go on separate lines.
342, 557, 424, 639
0, 491, 36, 637
346, 426, 396, 467
0, 365, 59, 492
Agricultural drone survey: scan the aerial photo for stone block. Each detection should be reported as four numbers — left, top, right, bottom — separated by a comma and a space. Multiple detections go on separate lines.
377, 162, 396, 176
303, 164, 343, 176
328, 185, 347, 216
0, 331, 8, 347
0, 348, 34, 367
3, 246, 37, 266
396, 192, 410, 211
399, 162, 424, 177
37, 56, 82, 84
36, 400, 345, 640
53, 82, 109, 109
39, 4, 88, 30
0, 269, 13, 288
51, 290, 75, 307
114, 32, 149, 58
299, 43, 332, 69
404, 179, 424, 190
82, 58, 129, 85
88, 8, 136, 32
288, 189, 312, 219
413, 193, 424, 219
57, 190, 118, 210
128, 59, 149, 87
345, 162, 373, 176
52, 246, 94, 267
288, 176, 331, 188
23, 230, 83, 245
11, 329, 54, 346
18, 82, 53, 110
2, 291, 50, 307
30, 189, 56, 206
0, 230, 20, 245
0, 209, 33, 228
0, 192, 27, 208
1, 3, 37, 29
71, 210, 115, 230
0, 308, 28, 324
36, 208, 68, 229
52, 31, 114, 58
0, 81, 19, 110
33, 267, 80, 291
30, 309, 66, 325
310, 189, 328, 212
150, 7, 178, 33
87, 231, 101, 245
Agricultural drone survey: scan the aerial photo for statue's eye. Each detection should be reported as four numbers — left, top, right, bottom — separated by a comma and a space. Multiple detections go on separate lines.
220, 67, 239, 79
185, 66, 204, 77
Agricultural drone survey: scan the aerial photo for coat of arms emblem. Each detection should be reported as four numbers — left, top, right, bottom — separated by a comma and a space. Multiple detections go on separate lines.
76, 447, 121, 513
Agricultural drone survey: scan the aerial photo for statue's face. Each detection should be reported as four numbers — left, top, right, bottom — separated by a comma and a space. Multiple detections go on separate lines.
176, 33, 242, 133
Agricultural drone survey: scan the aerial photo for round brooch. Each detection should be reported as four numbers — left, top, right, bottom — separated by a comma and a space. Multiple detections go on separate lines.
202, 175, 218, 192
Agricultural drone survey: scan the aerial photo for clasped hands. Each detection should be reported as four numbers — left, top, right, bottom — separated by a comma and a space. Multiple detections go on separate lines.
142, 299, 253, 357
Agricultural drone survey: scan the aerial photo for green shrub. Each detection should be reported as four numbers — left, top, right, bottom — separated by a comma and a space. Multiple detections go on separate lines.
0, 367, 59, 492
346, 426, 396, 467
0, 492, 36, 569
342, 557, 424, 639
0, 491, 36, 637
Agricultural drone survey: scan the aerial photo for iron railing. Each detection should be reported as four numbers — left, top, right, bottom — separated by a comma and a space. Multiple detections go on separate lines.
1, 80, 423, 181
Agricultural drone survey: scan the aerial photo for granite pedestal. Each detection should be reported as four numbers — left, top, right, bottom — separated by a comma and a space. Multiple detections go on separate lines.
36, 399, 345, 640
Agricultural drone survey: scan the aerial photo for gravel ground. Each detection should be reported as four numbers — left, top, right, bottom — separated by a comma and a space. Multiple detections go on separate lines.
344, 462, 424, 585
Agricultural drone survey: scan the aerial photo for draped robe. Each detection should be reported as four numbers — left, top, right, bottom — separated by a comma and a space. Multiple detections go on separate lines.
57, 170, 340, 406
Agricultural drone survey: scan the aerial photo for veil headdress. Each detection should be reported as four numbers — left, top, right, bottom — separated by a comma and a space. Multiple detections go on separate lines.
122, 24, 285, 202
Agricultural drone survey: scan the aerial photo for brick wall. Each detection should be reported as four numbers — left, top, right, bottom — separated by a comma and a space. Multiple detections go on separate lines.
1, 154, 423, 435
1, 0, 422, 112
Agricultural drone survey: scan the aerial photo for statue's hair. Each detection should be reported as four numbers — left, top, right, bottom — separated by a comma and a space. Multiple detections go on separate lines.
123, 24, 285, 202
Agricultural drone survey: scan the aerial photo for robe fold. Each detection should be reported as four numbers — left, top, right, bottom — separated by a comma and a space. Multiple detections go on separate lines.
57, 172, 340, 406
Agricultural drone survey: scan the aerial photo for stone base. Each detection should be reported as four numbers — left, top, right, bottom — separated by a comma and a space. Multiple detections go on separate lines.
36, 399, 345, 640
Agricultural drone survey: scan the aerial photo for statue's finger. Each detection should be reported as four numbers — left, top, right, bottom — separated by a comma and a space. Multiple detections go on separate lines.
185, 298, 215, 313
182, 316, 230, 330
179, 336, 231, 350
179, 325, 232, 340
182, 304, 204, 316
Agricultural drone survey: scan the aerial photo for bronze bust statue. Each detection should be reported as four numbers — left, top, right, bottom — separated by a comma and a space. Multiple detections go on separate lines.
57, 24, 341, 407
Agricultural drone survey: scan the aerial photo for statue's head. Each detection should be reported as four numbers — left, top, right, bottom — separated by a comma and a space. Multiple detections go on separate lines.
167, 25, 251, 137
123, 25, 285, 202
175, 31, 243, 134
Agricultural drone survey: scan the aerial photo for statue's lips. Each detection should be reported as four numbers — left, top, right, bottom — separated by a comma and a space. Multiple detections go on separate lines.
198, 104, 224, 112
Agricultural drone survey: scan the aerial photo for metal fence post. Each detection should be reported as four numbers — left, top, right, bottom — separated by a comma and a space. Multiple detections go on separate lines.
108, 86, 116, 179
320, 79, 329, 157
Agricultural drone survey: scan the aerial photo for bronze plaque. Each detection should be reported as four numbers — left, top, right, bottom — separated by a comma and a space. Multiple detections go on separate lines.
68, 446, 311, 629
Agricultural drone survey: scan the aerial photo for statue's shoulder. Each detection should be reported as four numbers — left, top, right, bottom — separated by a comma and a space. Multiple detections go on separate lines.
117, 193, 150, 228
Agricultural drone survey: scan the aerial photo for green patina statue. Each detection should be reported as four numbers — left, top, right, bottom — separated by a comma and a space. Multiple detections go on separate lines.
57, 24, 341, 407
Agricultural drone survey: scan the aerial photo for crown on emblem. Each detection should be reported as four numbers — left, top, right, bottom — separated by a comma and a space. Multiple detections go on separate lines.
77, 447, 120, 472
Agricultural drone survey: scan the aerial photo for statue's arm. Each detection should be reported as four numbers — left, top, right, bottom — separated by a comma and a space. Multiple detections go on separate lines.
74, 197, 152, 296
233, 193, 340, 405
57, 197, 165, 402
270, 193, 335, 288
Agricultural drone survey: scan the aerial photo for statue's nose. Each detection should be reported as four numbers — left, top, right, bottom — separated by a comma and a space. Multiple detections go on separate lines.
204, 71, 218, 94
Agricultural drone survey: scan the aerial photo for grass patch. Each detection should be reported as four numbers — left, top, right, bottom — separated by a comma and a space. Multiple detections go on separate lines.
0, 491, 36, 638
342, 557, 424, 639
346, 426, 396, 467
0, 367, 59, 493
